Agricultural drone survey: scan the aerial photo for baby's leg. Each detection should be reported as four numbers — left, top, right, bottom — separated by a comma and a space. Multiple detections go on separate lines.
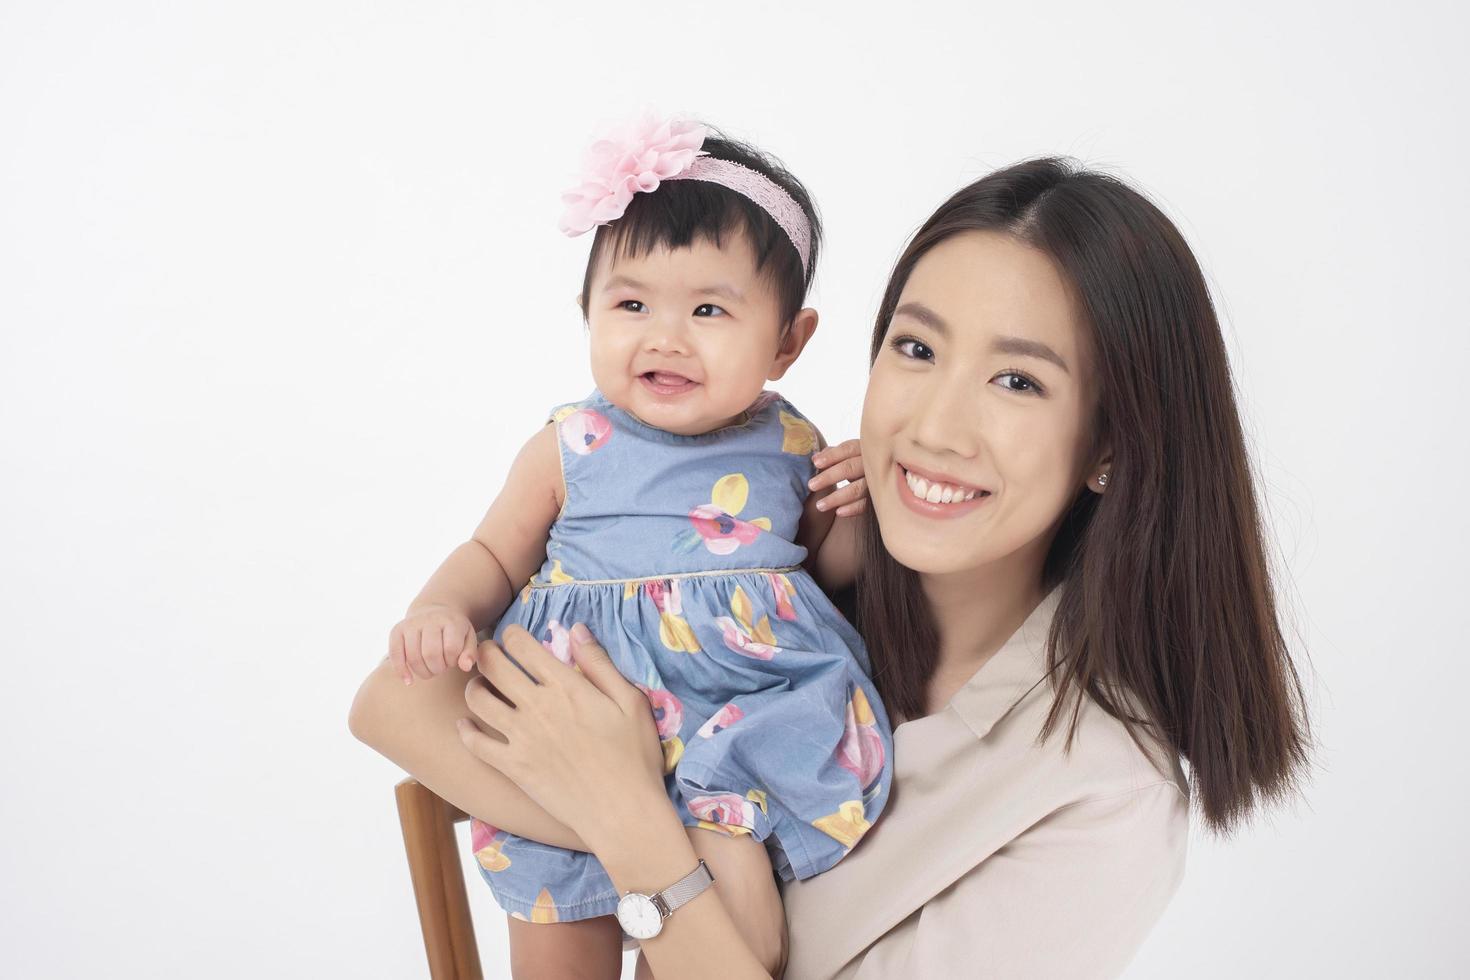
348, 654, 586, 851
634, 828, 787, 980
507, 914, 623, 980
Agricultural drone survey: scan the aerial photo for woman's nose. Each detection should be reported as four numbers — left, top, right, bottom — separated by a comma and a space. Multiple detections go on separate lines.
910, 378, 982, 460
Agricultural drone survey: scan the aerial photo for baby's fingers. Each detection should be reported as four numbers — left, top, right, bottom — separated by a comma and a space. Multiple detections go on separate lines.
450, 623, 478, 672
404, 628, 430, 682
420, 627, 448, 677
389, 628, 411, 685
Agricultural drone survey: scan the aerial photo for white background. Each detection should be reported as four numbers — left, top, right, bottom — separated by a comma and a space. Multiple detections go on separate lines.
2, 1, 1465, 977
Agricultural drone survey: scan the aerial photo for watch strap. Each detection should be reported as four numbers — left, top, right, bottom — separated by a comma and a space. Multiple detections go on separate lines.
654, 859, 715, 917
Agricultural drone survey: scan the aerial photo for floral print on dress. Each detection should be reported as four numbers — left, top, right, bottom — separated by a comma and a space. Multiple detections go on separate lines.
836, 687, 886, 790
645, 578, 701, 653
779, 409, 818, 455
673, 473, 772, 556
713, 584, 780, 660
470, 818, 511, 872
539, 619, 573, 665
531, 888, 559, 924
697, 701, 745, 738
812, 800, 872, 849
688, 792, 758, 837
557, 407, 612, 456
636, 680, 686, 773
768, 573, 798, 621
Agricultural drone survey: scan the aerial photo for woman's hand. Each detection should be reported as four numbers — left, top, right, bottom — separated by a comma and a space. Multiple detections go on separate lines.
810, 438, 867, 516
455, 622, 667, 851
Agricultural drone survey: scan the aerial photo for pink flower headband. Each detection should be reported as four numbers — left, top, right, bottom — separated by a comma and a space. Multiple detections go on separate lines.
558, 116, 812, 274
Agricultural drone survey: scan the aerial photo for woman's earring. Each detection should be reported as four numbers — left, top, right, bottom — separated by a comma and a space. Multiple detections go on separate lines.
1096, 473, 1110, 489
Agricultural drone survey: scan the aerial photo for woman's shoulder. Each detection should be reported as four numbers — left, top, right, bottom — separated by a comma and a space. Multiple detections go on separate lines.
1011, 673, 1190, 811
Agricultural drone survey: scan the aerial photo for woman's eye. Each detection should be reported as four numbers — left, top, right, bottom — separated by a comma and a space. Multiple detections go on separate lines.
618, 300, 647, 313
693, 303, 727, 317
993, 371, 1042, 395
890, 337, 935, 362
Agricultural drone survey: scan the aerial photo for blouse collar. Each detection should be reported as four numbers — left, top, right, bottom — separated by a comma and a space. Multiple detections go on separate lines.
944, 587, 1061, 739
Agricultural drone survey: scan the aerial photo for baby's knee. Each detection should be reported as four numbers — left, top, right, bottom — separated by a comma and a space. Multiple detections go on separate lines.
346, 656, 396, 747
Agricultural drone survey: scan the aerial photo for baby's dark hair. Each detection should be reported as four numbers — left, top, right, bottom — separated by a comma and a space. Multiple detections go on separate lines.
578, 128, 822, 328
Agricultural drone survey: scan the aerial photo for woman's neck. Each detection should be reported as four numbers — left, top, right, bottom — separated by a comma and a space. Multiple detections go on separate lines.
920, 552, 1047, 681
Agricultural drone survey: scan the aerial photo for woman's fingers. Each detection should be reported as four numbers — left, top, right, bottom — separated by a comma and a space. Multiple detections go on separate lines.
809, 443, 865, 492
464, 675, 515, 731
474, 627, 543, 699
818, 476, 868, 513
455, 716, 513, 772
567, 624, 641, 712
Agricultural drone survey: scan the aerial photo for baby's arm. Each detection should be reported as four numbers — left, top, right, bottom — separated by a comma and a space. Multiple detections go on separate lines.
797, 435, 866, 592
393, 423, 563, 681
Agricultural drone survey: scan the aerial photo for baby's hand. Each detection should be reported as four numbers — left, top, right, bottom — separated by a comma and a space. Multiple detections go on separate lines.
389, 604, 479, 685
809, 439, 868, 517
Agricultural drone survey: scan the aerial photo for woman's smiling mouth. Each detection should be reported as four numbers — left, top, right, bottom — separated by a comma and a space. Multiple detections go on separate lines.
896, 463, 991, 518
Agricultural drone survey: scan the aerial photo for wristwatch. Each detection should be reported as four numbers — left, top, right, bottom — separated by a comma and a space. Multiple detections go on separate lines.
615, 859, 716, 941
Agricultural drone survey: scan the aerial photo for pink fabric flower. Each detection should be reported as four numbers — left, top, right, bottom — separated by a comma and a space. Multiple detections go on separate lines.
697, 702, 745, 739
836, 701, 886, 790
560, 408, 612, 456
636, 683, 684, 739
469, 818, 502, 852
689, 504, 764, 556
713, 616, 778, 660
687, 792, 756, 831
540, 619, 573, 665
559, 116, 708, 236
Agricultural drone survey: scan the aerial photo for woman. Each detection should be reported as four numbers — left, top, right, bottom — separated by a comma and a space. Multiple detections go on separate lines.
349, 157, 1310, 978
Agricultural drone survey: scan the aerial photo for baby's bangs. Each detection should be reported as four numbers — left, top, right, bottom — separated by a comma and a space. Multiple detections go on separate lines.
598, 180, 792, 277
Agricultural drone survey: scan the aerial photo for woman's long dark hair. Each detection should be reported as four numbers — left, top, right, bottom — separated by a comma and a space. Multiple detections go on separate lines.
855, 158, 1310, 834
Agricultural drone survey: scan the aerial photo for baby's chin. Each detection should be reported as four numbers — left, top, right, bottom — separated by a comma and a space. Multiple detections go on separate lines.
608, 380, 758, 437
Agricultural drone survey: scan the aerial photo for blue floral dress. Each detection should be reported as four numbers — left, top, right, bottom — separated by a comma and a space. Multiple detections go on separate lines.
469, 389, 893, 924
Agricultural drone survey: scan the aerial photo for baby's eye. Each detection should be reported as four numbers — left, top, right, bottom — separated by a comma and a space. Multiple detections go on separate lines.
993, 371, 1043, 395
693, 303, 727, 317
619, 300, 647, 313
890, 337, 935, 362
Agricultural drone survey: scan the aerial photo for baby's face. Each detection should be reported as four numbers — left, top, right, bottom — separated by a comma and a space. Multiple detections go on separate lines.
584, 233, 794, 436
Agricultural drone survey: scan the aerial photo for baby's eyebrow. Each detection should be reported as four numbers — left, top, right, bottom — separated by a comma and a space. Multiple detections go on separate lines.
601, 275, 648, 293
693, 283, 745, 302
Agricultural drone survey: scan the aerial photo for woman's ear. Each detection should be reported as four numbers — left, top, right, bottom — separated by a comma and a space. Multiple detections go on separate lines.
767, 308, 819, 381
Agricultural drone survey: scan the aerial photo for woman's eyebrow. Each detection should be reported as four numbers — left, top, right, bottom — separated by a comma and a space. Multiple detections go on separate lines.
992, 336, 1070, 374
895, 301, 1070, 373
893, 301, 948, 335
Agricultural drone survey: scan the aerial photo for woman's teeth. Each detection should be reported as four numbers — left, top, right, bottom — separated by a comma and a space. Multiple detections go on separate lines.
904, 468, 984, 504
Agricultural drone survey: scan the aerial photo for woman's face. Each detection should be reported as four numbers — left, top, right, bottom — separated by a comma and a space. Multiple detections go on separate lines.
861, 230, 1105, 578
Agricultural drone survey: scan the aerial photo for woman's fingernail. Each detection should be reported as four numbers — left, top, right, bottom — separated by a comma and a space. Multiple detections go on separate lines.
571, 623, 592, 643
808, 478, 819, 488
816, 499, 828, 510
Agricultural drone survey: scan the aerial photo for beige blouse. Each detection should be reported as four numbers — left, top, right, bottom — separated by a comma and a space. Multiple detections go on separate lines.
779, 591, 1189, 979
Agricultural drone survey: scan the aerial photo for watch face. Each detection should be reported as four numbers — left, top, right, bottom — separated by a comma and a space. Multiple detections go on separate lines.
616, 893, 663, 940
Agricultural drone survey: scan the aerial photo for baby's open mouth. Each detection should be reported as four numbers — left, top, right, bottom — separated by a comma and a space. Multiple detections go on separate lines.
640, 372, 699, 394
